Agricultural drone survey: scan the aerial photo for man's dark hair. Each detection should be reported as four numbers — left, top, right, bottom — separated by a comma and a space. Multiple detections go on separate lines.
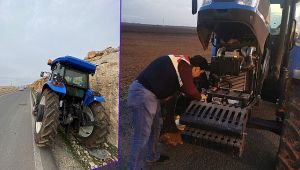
190, 55, 208, 70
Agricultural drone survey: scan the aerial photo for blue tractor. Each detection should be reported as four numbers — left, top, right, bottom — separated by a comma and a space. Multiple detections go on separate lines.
174, 0, 300, 169
33, 56, 109, 148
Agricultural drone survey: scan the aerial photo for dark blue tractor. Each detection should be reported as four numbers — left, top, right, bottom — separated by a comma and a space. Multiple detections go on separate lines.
33, 56, 108, 148
175, 0, 300, 169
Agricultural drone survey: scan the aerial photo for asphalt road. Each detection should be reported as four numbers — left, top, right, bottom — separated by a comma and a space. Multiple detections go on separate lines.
0, 90, 57, 170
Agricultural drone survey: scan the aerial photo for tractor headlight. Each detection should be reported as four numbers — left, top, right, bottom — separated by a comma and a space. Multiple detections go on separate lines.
236, 0, 259, 7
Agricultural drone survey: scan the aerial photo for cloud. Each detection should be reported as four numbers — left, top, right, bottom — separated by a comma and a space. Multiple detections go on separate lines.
0, 0, 120, 86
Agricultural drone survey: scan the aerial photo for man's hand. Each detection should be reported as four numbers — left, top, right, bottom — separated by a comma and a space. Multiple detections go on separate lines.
201, 94, 207, 102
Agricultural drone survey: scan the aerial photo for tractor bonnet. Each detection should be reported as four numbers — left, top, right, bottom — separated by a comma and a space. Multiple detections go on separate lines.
51, 56, 96, 74
196, 1, 271, 53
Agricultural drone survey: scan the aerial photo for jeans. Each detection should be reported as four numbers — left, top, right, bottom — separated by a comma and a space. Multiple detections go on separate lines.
127, 80, 162, 170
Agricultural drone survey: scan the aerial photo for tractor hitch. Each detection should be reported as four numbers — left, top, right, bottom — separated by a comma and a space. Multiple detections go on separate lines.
247, 117, 282, 135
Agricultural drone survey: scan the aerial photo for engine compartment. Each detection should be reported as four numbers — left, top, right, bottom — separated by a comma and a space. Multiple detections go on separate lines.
207, 44, 259, 108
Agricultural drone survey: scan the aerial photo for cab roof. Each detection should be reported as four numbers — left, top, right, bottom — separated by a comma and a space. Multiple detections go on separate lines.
51, 56, 96, 74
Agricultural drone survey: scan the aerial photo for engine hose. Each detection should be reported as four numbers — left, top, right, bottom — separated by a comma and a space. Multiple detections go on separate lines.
220, 79, 232, 89
217, 47, 226, 57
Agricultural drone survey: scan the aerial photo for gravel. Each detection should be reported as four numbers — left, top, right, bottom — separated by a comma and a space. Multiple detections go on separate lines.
52, 130, 118, 170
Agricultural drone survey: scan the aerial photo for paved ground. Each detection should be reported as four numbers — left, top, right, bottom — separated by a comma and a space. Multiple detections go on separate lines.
0, 90, 57, 170
101, 96, 280, 170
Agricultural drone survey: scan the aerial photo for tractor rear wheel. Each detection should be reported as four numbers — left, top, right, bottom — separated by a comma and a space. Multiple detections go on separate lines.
34, 88, 61, 147
78, 102, 109, 148
276, 79, 300, 170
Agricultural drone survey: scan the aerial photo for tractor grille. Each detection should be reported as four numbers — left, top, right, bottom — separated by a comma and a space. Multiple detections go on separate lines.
180, 100, 249, 156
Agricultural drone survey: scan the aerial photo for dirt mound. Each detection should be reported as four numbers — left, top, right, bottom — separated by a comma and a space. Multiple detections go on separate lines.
85, 47, 119, 60
86, 47, 119, 147
30, 77, 49, 92
0, 86, 18, 96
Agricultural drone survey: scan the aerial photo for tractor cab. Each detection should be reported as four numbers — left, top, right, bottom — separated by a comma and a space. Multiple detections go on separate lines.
43, 56, 96, 100
34, 56, 108, 149
49, 62, 89, 98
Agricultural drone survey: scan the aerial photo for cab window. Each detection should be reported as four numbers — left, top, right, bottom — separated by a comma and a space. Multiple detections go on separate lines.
270, 4, 282, 35
64, 68, 88, 89
51, 63, 65, 81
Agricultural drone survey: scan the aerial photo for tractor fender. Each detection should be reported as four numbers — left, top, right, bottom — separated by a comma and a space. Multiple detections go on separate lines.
83, 89, 105, 106
289, 38, 300, 79
42, 81, 66, 96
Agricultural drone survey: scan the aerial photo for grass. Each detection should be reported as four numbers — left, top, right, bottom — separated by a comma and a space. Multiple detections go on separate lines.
58, 128, 118, 169
58, 130, 87, 170
106, 142, 118, 158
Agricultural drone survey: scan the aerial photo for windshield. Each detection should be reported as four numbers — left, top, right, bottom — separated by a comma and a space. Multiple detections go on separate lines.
270, 4, 282, 34
64, 69, 88, 89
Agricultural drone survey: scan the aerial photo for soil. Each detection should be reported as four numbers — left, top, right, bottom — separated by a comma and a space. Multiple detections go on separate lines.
120, 23, 211, 92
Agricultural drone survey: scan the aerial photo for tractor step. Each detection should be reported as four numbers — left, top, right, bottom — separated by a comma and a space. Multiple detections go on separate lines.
180, 101, 249, 156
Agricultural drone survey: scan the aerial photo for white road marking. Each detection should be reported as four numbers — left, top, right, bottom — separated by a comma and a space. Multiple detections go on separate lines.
30, 91, 44, 170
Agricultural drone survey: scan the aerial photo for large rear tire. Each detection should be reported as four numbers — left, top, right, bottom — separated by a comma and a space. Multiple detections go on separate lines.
78, 102, 109, 148
276, 79, 300, 170
34, 88, 61, 147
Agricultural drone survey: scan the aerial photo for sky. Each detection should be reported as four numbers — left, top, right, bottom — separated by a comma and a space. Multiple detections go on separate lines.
123, 1, 300, 28
0, 0, 120, 86
122, 0, 198, 26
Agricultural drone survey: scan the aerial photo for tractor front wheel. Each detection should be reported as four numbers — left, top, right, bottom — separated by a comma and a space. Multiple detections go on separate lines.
78, 102, 109, 148
276, 79, 300, 170
34, 88, 61, 147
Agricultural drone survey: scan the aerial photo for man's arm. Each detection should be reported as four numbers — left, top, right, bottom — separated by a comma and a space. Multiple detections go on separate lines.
178, 62, 202, 100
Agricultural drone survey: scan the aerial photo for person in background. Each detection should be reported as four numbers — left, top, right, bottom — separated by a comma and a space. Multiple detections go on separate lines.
160, 55, 209, 145
127, 54, 206, 170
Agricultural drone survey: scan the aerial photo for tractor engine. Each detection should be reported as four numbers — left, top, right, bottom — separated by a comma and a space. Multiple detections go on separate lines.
208, 42, 259, 108
181, 39, 260, 156
180, 0, 271, 155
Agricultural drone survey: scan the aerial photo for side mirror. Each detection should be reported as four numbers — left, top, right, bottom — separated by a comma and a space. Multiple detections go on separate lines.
192, 0, 198, 15
40, 71, 45, 77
